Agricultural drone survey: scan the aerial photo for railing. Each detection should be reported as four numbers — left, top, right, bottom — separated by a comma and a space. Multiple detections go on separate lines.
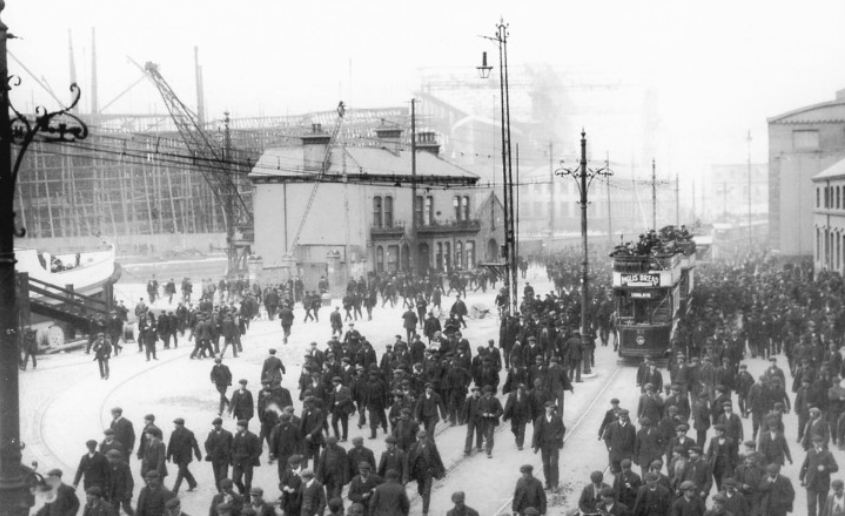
26, 276, 109, 314
417, 219, 481, 234
371, 221, 406, 237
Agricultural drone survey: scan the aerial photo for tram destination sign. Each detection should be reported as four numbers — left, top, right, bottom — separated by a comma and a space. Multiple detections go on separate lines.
618, 272, 661, 287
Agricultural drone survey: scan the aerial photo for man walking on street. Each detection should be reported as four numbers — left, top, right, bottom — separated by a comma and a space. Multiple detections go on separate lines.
210, 358, 233, 416
532, 401, 565, 491
800, 434, 839, 516
166, 418, 201, 494
203, 417, 233, 486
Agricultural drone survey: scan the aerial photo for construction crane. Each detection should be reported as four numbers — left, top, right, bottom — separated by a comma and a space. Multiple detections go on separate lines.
287, 101, 346, 253
139, 61, 254, 276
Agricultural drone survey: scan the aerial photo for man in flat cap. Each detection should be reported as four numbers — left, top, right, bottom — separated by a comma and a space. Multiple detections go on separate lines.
478, 384, 504, 458
800, 433, 839, 516
446, 490, 478, 516
166, 418, 201, 494
707, 423, 738, 491
369, 469, 410, 516
825, 479, 845, 516
532, 400, 565, 491
210, 357, 233, 416
328, 376, 353, 442
104, 449, 134, 515
229, 380, 254, 424
73, 439, 110, 492
83, 486, 113, 516
231, 419, 261, 500
41, 469, 80, 516
135, 470, 175, 516
513, 465, 546, 516
110, 408, 136, 464
299, 469, 327, 516
408, 430, 444, 516
671, 480, 705, 515
760, 463, 794, 516
603, 408, 636, 475
204, 417, 233, 485
347, 461, 383, 511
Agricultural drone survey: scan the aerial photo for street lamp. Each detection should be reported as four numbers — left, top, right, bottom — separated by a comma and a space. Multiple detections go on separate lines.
477, 18, 518, 317
556, 130, 611, 375
0, 3, 88, 513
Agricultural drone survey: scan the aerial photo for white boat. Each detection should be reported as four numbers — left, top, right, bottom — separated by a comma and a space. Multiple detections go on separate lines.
16, 242, 121, 298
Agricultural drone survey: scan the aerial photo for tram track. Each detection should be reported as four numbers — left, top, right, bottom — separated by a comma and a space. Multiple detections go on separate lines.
491, 364, 623, 515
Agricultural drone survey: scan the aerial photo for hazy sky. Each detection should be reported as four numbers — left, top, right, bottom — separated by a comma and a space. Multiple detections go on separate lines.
7, 0, 845, 183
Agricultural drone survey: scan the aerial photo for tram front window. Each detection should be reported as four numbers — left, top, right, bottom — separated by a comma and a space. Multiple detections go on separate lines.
616, 290, 670, 324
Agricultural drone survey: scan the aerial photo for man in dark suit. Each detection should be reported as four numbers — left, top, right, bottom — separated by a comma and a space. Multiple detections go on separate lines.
103, 450, 133, 516
229, 380, 254, 423
347, 462, 383, 511
346, 437, 376, 480
210, 358, 233, 416
300, 397, 326, 470
299, 468, 327, 516
268, 412, 301, 480
317, 435, 349, 501
633, 417, 663, 478
759, 417, 793, 467
478, 384, 504, 458
230, 419, 261, 500
800, 434, 839, 516
759, 462, 795, 516
165, 417, 201, 494
512, 464, 546, 516
414, 383, 446, 436
603, 408, 637, 475
369, 469, 410, 516
204, 417, 233, 485
503, 383, 534, 451
38, 469, 80, 516
598, 398, 621, 440
260, 348, 286, 385
461, 386, 483, 454
532, 400, 565, 491
377, 437, 408, 485
632, 472, 671, 516
110, 408, 136, 464
408, 430, 444, 516
72, 440, 110, 492
136, 414, 159, 466
135, 471, 175, 516
328, 376, 353, 442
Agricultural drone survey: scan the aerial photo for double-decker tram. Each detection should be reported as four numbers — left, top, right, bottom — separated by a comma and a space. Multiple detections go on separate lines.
611, 228, 695, 360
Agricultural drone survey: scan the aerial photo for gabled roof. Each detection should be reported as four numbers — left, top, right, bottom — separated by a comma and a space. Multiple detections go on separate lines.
249, 145, 479, 185
812, 157, 845, 182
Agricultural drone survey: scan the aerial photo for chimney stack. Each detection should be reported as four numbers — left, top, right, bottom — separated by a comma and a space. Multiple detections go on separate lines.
301, 124, 331, 172
375, 121, 403, 152
416, 131, 440, 155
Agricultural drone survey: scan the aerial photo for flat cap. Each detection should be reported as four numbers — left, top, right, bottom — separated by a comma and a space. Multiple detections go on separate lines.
212, 417, 223, 425
519, 464, 533, 473
173, 417, 185, 425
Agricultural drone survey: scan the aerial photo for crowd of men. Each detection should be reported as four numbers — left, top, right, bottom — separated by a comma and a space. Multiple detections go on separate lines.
35, 241, 845, 516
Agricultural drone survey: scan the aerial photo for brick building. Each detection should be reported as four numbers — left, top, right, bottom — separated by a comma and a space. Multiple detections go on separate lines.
768, 89, 845, 257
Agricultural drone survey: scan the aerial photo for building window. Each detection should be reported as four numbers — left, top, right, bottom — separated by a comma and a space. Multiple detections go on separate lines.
817, 228, 821, 258
414, 195, 424, 226
793, 129, 820, 151
466, 241, 475, 268
387, 245, 399, 272
818, 187, 821, 208
375, 246, 384, 272
462, 196, 470, 221
436, 243, 443, 271
455, 241, 463, 270
373, 196, 383, 228
384, 196, 394, 227
425, 196, 434, 225
838, 186, 841, 209
444, 242, 451, 271
453, 196, 461, 221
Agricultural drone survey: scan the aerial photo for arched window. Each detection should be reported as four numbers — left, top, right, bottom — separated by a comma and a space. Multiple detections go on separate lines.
373, 196, 383, 228
455, 241, 464, 270
424, 196, 433, 225
375, 246, 384, 272
453, 196, 461, 221
462, 196, 470, 221
384, 196, 393, 227
414, 195, 423, 225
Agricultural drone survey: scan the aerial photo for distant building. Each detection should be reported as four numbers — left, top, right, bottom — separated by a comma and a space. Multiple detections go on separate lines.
768, 89, 845, 257
249, 127, 504, 292
708, 163, 768, 221
812, 160, 845, 273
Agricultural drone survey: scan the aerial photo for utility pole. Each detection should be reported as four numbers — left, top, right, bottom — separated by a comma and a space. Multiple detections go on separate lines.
90, 27, 98, 115
0, 4, 89, 512
651, 158, 657, 229
556, 130, 610, 376
194, 46, 205, 127
513, 142, 521, 268
605, 152, 612, 245
223, 111, 236, 275
675, 174, 680, 226
68, 30, 77, 113
548, 141, 554, 240
0, 5, 24, 513
747, 130, 752, 249
410, 98, 417, 275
